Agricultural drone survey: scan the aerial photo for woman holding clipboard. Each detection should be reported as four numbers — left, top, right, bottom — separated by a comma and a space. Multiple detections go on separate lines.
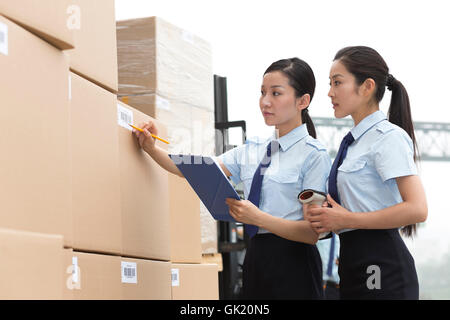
133, 58, 331, 299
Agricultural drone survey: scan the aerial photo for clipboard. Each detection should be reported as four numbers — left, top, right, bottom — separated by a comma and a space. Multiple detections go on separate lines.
168, 154, 240, 222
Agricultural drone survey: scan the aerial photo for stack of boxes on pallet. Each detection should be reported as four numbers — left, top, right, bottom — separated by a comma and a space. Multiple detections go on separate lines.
116, 16, 219, 256
0, 0, 219, 300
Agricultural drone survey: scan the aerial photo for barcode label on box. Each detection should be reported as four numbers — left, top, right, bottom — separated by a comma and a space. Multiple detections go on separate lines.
124, 267, 135, 277
121, 261, 137, 284
117, 103, 133, 131
171, 268, 180, 287
0, 22, 8, 56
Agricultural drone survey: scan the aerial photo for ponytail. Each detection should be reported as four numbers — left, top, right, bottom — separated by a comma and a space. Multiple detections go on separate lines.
386, 74, 419, 237
301, 108, 316, 138
386, 74, 419, 161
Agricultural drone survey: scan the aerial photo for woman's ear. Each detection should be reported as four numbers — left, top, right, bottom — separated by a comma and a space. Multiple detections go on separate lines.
361, 78, 376, 97
296, 93, 311, 111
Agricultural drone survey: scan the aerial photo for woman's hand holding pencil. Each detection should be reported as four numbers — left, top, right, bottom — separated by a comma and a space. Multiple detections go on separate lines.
131, 120, 169, 154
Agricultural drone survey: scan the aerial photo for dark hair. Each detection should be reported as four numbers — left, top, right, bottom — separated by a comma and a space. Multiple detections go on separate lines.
334, 46, 418, 237
264, 58, 317, 138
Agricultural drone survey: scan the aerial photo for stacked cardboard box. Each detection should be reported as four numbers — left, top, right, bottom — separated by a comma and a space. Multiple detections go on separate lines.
67, 0, 118, 93
0, 10, 72, 248
171, 264, 219, 300
116, 17, 213, 110
0, 0, 75, 50
63, 249, 218, 300
117, 16, 219, 256
70, 71, 122, 255
67, 3, 215, 298
67, 0, 123, 258
0, 1, 115, 299
0, 2, 219, 299
63, 249, 173, 300
0, 228, 64, 300
116, 101, 171, 261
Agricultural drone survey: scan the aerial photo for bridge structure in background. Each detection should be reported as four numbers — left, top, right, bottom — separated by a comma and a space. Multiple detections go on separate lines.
313, 117, 450, 162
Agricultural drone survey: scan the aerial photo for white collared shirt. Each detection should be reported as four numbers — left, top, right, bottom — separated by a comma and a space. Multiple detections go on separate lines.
336, 110, 418, 234
217, 124, 331, 233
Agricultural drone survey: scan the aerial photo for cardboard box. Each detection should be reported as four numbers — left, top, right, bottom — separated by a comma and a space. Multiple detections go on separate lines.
118, 94, 216, 156
71, 97, 203, 262
0, 0, 74, 50
171, 263, 219, 300
121, 257, 172, 300
63, 251, 172, 300
117, 16, 214, 110
201, 253, 223, 272
117, 101, 171, 261
0, 15, 72, 247
64, 250, 122, 300
70, 72, 122, 255
67, 0, 118, 93
0, 228, 63, 300
200, 203, 219, 254
118, 95, 217, 255
169, 174, 202, 263
63, 249, 75, 300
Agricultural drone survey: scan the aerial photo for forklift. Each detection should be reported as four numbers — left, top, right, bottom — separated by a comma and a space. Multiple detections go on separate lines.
214, 74, 253, 300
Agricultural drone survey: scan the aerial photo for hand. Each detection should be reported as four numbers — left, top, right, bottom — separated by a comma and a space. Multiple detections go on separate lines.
133, 120, 158, 153
225, 198, 263, 226
303, 202, 326, 221
307, 194, 351, 234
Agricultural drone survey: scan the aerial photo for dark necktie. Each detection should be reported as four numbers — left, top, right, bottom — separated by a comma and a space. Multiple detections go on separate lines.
328, 132, 354, 205
326, 233, 336, 277
245, 140, 280, 238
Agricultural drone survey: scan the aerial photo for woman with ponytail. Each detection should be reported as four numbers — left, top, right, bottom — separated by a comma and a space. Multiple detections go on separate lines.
306, 46, 428, 299
222, 57, 331, 299
133, 57, 331, 299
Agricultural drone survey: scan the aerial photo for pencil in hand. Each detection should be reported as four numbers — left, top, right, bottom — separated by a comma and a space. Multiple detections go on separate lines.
129, 123, 170, 145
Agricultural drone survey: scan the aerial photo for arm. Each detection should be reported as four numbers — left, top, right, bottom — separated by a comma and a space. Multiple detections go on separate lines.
133, 120, 183, 177
256, 209, 319, 244
345, 175, 428, 229
133, 120, 233, 179
147, 145, 184, 177
226, 198, 319, 244
308, 175, 428, 233
345, 130, 427, 229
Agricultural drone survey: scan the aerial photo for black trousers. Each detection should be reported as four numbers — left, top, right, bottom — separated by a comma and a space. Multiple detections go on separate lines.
242, 233, 324, 300
338, 229, 419, 300
324, 281, 340, 300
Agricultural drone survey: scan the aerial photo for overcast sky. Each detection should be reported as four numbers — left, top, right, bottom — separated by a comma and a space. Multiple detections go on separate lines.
115, 0, 450, 283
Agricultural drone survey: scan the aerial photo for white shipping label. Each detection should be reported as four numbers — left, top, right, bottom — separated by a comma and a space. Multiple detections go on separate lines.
156, 95, 171, 111
0, 22, 8, 56
117, 103, 133, 131
171, 268, 180, 287
121, 261, 137, 284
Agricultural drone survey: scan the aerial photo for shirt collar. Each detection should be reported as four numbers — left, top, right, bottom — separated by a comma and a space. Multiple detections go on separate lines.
271, 123, 309, 152
350, 110, 387, 140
